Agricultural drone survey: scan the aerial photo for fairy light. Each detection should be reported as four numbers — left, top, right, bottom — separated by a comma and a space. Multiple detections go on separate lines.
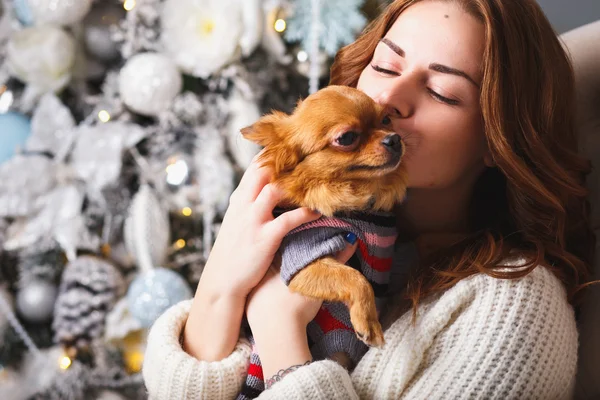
59, 355, 72, 370
123, 0, 136, 11
274, 19, 286, 33
175, 239, 186, 249
297, 50, 308, 63
165, 159, 189, 186
98, 110, 111, 123
181, 207, 192, 217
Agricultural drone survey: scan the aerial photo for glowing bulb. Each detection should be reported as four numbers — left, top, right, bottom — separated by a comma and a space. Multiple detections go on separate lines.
165, 159, 189, 186
182, 207, 192, 217
175, 239, 186, 249
123, 0, 136, 11
274, 19, 286, 33
297, 50, 308, 63
59, 356, 72, 370
98, 110, 111, 123
125, 351, 144, 373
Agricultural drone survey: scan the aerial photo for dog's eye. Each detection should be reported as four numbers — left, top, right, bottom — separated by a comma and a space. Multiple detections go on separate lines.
336, 131, 360, 147
382, 115, 391, 125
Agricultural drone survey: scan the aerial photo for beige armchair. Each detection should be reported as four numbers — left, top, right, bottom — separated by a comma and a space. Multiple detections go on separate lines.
561, 19, 600, 400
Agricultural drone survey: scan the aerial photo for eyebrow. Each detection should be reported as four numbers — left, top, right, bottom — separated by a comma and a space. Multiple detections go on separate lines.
379, 38, 479, 88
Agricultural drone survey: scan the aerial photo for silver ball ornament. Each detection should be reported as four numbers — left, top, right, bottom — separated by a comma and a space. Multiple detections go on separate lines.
119, 53, 183, 117
16, 280, 57, 323
28, 0, 92, 26
82, 3, 125, 63
127, 267, 192, 328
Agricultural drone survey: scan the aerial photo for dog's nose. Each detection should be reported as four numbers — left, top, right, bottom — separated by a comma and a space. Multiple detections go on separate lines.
381, 134, 403, 156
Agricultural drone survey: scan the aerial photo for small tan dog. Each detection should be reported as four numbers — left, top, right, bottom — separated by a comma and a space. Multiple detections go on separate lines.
239, 85, 408, 397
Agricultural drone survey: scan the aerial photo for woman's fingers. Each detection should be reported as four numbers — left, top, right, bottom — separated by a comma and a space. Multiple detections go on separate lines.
234, 152, 272, 203
266, 207, 322, 239
335, 233, 358, 264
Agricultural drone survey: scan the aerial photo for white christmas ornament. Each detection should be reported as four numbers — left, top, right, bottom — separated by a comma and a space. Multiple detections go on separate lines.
28, 0, 92, 26
160, 0, 262, 78
6, 26, 76, 93
119, 53, 182, 116
123, 184, 170, 273
226, 87, 262, 169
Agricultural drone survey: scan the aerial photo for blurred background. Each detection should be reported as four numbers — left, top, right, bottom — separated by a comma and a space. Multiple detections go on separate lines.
0, 0, 597, 399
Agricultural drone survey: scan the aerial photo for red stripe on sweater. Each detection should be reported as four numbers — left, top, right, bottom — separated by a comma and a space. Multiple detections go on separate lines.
357, 239, 392, 272
314, 307, 353, 333
247, 363, 264, 381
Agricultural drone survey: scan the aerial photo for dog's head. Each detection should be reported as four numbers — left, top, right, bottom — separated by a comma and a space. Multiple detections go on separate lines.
241, 85, 408, 216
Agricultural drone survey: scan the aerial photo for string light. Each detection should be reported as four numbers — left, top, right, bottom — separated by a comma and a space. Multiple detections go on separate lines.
297, 50, 308, 63
175, 239, 186, 249
274, 19, 286, 33
59, 355, 72, 370
165, 159, 189, 186
123, 0, 136, 11
98, 110, 111, 123
181, 207, 192, 217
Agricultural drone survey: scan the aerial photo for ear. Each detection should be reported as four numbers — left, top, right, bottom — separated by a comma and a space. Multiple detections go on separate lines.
483, 149, 496, 167
240, 111, 288, 147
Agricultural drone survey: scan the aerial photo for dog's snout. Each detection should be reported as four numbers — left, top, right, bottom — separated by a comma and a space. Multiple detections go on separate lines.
381, 134, 403, 155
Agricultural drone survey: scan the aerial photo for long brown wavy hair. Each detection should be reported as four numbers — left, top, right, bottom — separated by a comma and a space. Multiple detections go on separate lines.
330, 0, 596, 319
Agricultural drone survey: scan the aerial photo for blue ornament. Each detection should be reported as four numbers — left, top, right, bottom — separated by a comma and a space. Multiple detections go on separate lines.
0, 112, 31, 164
127, 267, 193, 328
12, 0, 34, 26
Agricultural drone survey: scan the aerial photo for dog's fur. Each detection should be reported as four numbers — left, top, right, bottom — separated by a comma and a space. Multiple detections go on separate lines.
241, 85, 408, 353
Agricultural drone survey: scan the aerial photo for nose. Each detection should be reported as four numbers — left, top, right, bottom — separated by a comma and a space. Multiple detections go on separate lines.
381, 134, 403, 156
372, 75, 416, 119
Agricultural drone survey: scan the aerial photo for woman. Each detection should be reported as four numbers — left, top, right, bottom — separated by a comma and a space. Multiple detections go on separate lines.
143, 0, 595, 398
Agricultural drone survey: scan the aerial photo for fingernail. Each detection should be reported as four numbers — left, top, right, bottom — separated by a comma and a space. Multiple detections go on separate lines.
344, 232, 357, 245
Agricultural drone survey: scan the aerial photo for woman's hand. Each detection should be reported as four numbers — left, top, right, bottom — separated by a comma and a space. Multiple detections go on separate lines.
245, 238, 358, 379
183, 154, 322, 361
201, 154, 322, 301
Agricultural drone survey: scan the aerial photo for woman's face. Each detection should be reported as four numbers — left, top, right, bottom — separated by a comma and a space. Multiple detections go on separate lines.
357, 1, 489, 190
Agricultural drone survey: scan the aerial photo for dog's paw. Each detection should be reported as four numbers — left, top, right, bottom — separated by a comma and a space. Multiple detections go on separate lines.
349, 304, 385, 348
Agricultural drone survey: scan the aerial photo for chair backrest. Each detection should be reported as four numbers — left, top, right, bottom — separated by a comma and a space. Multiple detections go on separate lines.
560, 19, 600, 400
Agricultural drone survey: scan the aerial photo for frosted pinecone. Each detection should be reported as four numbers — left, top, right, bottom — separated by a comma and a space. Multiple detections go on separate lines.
53, 256, 124, 349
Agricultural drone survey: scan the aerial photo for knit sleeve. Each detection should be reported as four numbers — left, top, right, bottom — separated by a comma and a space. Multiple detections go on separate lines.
143, 299, 252, 400
256, 360, 359, 399
352, 265, 578, 399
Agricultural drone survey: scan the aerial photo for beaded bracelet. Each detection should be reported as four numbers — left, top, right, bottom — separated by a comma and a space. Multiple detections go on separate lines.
265, 361, 312, 389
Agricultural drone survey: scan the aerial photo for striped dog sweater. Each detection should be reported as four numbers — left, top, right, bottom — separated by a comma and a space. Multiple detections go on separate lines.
238, 210, 397, 399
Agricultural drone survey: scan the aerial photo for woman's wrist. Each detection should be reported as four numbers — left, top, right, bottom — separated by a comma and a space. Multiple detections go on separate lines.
252, 320, 313, 381
183, 289, 246, 361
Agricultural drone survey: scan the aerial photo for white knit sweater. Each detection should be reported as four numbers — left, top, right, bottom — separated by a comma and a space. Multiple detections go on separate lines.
142, 262, 578, 399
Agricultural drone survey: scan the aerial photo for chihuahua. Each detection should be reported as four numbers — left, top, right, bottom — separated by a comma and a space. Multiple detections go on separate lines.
238, 85, 408, 397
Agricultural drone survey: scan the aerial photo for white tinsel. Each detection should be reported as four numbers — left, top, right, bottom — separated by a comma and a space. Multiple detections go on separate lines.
0, 154, 57, 219
285, 0, 367, 56
69, 122, 147, 191
27, 93, 76, 156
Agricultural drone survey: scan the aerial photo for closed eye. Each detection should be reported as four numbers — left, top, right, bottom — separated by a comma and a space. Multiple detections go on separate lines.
371, 64, 460, 106
371, 64, 398, 76
427, 88, 460, 106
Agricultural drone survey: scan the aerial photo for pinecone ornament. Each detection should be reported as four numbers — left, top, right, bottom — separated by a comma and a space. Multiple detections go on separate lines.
53, 256, 124, 349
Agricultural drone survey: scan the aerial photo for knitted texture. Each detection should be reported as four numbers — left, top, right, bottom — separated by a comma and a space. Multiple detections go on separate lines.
239, 211, 397, 399
143, 262, 579, 399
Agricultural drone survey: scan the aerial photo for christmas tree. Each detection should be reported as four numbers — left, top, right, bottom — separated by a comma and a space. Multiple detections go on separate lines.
0, 0, 389, 398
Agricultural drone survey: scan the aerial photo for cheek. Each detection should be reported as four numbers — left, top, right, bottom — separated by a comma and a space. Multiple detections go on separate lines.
403, 110, 485, 188
356, 69, 375, 97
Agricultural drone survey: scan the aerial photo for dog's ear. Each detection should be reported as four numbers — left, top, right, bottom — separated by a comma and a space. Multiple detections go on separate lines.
241, 111, 302, 176
240, 111, 287, 147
